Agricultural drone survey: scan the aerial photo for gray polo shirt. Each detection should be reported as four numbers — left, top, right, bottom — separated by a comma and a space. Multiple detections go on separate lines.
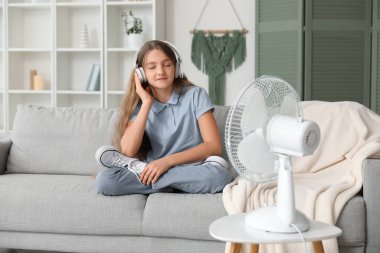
131, 86, 214, 162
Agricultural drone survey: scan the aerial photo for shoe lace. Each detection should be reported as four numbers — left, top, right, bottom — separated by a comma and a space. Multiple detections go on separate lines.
129, 161, 144, 175
111, 157, 128, 168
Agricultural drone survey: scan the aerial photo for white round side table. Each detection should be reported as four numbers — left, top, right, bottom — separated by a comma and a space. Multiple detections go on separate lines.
209, 213, 342, 253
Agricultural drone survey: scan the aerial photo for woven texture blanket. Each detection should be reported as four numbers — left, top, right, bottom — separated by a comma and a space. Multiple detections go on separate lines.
223, 101, 380, 253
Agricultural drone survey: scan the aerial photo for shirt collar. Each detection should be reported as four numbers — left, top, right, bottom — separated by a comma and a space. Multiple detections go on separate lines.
152, 89, 180, 113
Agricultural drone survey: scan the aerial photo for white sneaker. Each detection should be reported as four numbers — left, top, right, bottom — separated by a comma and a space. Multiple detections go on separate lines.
128, 160, 147, 184
204, 156, 228, 169
95, 145, 137, 169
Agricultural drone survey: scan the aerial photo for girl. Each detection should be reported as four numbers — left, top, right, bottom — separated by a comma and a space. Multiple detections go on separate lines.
95, 40, 230, 195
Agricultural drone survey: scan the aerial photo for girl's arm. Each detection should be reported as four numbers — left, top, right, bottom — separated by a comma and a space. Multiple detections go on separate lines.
141, 110, 222, 185
120, 102, 151, 157
120, 73, 153, 157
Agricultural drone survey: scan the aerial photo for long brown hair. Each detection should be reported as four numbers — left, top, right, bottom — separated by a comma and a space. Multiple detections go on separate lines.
113, 40, 194, 160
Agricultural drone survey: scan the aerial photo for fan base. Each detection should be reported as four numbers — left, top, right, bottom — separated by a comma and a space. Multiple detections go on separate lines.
245, 205, 310, 233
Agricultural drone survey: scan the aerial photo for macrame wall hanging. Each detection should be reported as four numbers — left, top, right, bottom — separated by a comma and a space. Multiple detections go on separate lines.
191, 0, 248, 105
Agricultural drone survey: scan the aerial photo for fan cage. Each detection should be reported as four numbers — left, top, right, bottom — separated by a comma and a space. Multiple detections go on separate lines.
225, 75, 302, 182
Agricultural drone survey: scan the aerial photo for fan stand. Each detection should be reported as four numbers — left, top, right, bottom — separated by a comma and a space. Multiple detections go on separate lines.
244, 154, 310, 233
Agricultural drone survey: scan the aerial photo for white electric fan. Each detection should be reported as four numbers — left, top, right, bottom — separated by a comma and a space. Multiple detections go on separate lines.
225, 75, 320, 233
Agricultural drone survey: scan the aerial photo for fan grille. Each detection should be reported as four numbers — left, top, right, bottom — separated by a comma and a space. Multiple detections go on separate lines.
225, 75, 302, 182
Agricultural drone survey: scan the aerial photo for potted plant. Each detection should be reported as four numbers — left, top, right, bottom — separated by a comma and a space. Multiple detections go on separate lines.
122, 10, 144, 49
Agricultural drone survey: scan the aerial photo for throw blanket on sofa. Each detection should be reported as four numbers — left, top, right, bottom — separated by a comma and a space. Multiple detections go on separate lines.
223, 101, 380, 253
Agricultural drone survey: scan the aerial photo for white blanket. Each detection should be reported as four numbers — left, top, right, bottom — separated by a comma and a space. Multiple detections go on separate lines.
223, 101, 380, 253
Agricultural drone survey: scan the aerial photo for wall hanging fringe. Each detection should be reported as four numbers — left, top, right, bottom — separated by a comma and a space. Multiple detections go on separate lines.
191, 0, 247, 105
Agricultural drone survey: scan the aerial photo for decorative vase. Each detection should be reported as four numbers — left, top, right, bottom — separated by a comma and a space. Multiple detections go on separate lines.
126, 33, 143, 49
79, 24, 90, 48
33, 75, 45, 90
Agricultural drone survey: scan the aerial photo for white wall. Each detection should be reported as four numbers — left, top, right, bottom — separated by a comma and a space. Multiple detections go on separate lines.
164, 0, 255, 105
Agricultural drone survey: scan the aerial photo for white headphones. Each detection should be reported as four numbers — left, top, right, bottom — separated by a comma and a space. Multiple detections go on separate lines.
134, 40, 183, 83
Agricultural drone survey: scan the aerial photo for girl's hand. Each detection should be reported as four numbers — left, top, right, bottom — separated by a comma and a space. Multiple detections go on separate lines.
140, 157, 172, 185
134, 72, 153, 106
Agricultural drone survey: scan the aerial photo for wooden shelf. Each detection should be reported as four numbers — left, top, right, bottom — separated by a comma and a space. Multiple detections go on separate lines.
8, 48, 51, 52
0, 0, 164, 131
8, 3, 51, 8
8, 89, 51, 94
57, 48, 101, 52
56, 90, 102, 95
107, 1, 152, 7
56, 2, 101, 7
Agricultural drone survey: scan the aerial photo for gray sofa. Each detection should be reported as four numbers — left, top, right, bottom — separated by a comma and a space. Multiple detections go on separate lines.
0, 104, 378, 253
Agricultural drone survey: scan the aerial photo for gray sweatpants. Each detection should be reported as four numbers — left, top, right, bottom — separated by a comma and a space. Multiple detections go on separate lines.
95, 160, 231, 195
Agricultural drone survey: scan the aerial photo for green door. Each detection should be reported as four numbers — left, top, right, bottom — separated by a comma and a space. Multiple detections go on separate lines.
371, 0, 380, 112
255, 0, 304, 96
304, 0, 371, 105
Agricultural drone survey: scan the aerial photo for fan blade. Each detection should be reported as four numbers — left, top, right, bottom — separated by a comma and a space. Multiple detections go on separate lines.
237, 131, 276, 179
240, 89, 267, 135
280, 95, 299, 117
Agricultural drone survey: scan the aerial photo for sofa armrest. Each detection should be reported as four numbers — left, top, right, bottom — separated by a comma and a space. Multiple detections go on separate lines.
363, 158, 380, 253
0, 134, 12, 175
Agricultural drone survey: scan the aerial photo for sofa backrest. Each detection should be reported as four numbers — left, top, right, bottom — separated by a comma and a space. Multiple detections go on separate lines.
7, 104, 238, 178
7, 105, 118, 175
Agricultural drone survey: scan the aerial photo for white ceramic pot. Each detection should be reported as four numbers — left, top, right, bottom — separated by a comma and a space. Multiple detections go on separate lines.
126, 33, 144, 49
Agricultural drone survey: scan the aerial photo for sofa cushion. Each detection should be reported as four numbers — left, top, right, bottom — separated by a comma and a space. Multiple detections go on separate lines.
336, 195, 365, 247
0, 174, 147, 235
7, 105, 118, 175
0, 133, 11, 175
142, 193, 227, 241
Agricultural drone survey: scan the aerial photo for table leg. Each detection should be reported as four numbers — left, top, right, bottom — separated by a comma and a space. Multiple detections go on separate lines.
229, 242, 242, 253
312, 241, 325, 253
249, 244, 259, 253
